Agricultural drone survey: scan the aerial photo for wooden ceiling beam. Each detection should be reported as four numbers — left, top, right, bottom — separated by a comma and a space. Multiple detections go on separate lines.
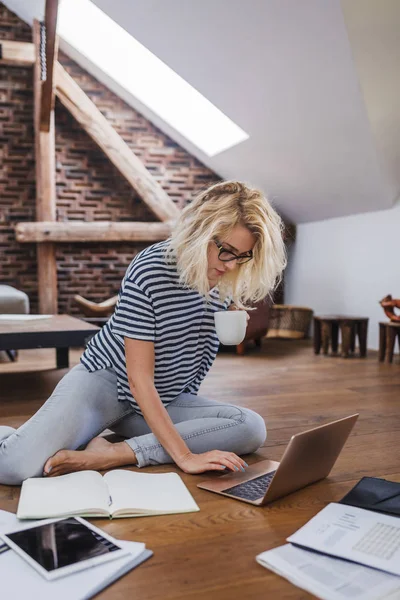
15, 221, 173, 243
0, 38, 181, 223
33, 20, 58, 314
40, 0, 59, 132
0, 40, 35, 66
55, 62, 180, 223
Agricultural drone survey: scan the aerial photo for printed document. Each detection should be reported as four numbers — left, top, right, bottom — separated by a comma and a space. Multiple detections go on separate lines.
256, 543, 400, 600
287, 502, 400, 577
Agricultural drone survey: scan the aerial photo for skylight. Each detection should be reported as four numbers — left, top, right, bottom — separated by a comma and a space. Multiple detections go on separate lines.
58, 0, 249, 157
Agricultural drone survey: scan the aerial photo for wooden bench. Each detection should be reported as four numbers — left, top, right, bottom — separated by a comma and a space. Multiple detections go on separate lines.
314, 316, 368, 358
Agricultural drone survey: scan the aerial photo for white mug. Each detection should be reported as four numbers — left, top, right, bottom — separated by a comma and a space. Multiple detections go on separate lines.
214, 310, 247, 345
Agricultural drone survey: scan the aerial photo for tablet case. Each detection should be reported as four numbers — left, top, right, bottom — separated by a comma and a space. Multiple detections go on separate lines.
339, 477, 400, 516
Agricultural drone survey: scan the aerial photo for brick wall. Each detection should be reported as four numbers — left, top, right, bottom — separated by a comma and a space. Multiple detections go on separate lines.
0, 3, 220, 314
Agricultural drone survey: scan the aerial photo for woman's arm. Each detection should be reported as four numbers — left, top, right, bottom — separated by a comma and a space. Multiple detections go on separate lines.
125, 337, 247, 474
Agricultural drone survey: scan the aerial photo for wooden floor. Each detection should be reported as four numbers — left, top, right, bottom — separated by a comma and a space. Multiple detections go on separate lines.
1, 340, 399, 599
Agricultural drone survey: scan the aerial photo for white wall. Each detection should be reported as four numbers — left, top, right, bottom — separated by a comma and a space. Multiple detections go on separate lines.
285, 200, 400, 349
4, 0, 397, 223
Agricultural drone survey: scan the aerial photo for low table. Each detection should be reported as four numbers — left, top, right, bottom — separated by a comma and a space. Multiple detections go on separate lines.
379, 321, 400, 363
314, 315, 369, 358
0, 315, 99, 368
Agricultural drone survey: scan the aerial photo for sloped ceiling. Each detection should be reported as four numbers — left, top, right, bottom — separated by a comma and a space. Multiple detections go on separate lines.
3, 0, 400, 223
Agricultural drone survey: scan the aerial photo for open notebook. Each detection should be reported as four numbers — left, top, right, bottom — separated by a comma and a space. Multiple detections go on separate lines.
17, 469, 199, 519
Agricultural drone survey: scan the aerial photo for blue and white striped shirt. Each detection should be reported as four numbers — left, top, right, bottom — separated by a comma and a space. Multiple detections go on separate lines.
81, 241, 230, 414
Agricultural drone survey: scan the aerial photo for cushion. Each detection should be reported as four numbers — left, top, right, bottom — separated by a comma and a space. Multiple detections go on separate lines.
0, 285, 30, 314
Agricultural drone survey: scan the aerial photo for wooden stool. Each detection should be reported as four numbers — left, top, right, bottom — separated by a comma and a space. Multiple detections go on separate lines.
379, 321, 400, 363
314, 316, 369, 358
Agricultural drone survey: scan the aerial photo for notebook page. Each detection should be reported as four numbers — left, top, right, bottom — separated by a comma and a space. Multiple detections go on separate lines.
17, 471, 110, 518
104, 470, 199, 515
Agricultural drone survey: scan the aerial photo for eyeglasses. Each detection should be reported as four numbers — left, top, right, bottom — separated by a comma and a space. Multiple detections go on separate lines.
214, 240, 253, 264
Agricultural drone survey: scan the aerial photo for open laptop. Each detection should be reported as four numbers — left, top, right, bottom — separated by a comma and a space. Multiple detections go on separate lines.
197, 414, 358, 506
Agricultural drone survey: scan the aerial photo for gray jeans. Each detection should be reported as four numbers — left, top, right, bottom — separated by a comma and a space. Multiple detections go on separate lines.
0, 364, 267, 485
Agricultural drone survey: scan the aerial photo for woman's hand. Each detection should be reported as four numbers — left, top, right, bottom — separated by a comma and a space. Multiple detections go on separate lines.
177, 450, 248, 475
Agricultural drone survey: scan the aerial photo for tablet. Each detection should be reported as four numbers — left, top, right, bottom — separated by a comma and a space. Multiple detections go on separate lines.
0, 516, 128, 580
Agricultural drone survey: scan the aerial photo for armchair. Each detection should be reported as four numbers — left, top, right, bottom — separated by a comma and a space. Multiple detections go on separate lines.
0, 284, 30, 361
236, 298, 271, 355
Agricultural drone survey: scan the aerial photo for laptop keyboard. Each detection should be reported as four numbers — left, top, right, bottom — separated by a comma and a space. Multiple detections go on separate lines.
223, 470, 277, 501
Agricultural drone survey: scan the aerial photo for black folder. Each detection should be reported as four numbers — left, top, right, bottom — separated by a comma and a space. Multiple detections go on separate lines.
339, 477, 400, 517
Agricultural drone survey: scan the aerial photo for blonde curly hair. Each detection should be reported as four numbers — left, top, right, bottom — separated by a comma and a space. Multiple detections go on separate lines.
166, 180, 287, 308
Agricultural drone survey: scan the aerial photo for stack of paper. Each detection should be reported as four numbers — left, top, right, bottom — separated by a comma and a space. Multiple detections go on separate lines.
256, 503, 400, 600
257, 544, 400, 600
0, 510, 152, 600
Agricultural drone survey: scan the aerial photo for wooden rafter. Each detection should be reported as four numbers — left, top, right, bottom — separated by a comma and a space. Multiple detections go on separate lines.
2, 34, 180, 308
0, 40, 35, 66
40, 0, 59, 132
54, 63, 179, 222
16, 221, 173, 243
0, 38, 180, 223
33, 19, 58, 314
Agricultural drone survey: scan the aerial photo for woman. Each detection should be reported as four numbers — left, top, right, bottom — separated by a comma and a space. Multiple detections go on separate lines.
0, 181, 286, 485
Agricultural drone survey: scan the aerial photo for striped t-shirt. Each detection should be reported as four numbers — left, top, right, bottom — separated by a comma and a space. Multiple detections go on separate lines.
81, 240, 231, 414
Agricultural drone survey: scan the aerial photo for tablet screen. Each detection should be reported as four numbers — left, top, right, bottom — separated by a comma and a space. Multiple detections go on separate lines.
5, 517, 121, 573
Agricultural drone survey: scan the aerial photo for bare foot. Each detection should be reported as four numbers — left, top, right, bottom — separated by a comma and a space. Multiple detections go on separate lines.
43, 437, 137, 477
